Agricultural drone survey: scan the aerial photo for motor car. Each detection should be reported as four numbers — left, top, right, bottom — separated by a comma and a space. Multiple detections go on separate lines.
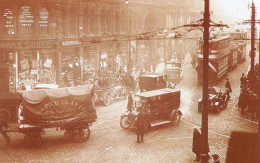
92, 85, 127, 106
120, 88, 182, 131
164, 61, 183, 84
198, 86, 229, 113
138, 74, 167, 92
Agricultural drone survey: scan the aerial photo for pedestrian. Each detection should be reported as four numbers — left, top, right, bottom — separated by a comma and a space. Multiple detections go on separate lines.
135, 109, 147, 143
0, 119, 10, 145
238, 90, 248, 114
212, 154, 220, 163
127, 93, 133, 112
192, 127, 201, 161
225, 78, 232, 100
20, 83, 26, 90
240, 73, 247, 85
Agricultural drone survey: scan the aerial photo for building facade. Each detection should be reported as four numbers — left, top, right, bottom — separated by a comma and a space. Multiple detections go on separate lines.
0, 0, 203, 92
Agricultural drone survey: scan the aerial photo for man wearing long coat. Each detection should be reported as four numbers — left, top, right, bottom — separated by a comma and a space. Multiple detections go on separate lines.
135, 110, 147, 143
192, 127, 201, 161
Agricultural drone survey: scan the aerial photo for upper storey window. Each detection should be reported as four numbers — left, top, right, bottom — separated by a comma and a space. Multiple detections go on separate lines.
19, 6, 34, 33
39, 8, 48, 33
2, 8, 14, 35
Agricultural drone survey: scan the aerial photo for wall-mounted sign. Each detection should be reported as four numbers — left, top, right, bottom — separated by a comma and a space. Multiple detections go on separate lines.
62, 40, 81, 46
0, 40, 56, 49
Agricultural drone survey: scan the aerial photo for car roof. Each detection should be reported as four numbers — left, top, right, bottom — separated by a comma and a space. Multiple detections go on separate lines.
34, 84, 60, 89
139, 74, 163, 78
135, 88, 179, 98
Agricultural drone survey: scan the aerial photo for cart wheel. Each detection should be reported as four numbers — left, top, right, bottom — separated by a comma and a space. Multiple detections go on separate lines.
0, 109, 11, 122
170, 110, 181, 125
73, 125, 90, 143
103, 93, 111, 106
120, 115, 131, 129
92, 92, 98, 103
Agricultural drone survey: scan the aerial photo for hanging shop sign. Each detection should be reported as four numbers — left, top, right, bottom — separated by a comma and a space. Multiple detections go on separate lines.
0, 40, 56, 49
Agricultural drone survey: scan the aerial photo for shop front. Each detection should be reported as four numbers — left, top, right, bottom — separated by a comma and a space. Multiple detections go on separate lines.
0, 40, 56, 92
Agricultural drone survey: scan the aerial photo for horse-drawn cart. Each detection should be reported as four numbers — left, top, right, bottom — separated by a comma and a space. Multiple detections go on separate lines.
2, 85, 97, 145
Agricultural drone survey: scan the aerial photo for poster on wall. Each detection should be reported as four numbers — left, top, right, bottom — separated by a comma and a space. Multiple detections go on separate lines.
32, 60, 39, 69
20, 59, 29, 69
31, 70, 38, 74
44, 59, 52, 68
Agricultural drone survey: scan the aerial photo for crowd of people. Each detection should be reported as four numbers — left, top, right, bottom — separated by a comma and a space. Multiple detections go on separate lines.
238, 64, 260, 116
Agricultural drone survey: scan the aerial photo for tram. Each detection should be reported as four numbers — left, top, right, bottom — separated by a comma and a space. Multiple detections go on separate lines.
196, 31, 247, 85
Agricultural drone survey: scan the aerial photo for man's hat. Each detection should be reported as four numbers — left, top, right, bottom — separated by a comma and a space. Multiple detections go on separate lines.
212, 154, 219, 160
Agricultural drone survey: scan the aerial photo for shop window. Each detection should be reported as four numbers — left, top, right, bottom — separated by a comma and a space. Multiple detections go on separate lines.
19, 5, 34, 33
1, 8, 15, 35
39, 8, 49, 33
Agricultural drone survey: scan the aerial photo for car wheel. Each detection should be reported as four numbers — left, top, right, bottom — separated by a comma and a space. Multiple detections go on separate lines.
170, 110, 181, 125
103, 93, 111, 106
120, 115, 131, 129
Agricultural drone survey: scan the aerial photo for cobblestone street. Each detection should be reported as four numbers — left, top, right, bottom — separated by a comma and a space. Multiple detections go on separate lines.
0, 54, 258, 163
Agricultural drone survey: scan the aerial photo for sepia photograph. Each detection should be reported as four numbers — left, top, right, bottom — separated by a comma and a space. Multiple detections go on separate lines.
0, 0, 259, 162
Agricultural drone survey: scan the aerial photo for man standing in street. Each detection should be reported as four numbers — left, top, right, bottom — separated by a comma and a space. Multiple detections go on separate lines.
192, 127, 201, 161
225, 78, 232, 99
135, 109, 147, 143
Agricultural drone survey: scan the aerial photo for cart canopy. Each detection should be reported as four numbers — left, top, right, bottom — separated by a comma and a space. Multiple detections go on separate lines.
18, 85, 97, 126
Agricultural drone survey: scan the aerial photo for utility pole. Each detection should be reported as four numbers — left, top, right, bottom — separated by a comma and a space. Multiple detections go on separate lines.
201, 0, 210, 162
179, 0, 228, 162
251, 1, 255, 71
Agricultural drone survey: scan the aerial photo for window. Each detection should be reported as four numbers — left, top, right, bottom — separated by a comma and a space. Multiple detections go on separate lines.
2, 8, 14, 35
69, 6, 77, 34
83, 8, 89, 33
39, 8, 49, 33
19, 6, 34, 33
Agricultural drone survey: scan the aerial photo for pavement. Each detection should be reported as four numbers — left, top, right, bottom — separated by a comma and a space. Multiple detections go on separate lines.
0, 53, 258, 163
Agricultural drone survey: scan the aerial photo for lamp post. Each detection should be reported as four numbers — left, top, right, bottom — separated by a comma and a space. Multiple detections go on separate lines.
125, 0, 131, 73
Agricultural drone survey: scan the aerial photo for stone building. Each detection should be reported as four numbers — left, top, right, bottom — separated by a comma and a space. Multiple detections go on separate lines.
0, 0, 203, 91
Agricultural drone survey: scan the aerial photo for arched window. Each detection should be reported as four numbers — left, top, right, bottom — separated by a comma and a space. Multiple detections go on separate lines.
1, 8, 15, 35
39, 8, 49, 33
100, 9, 106, 34
115, 11, 119, 34
89, 8, 95, 34
83, 8, 89, 33
69, 6, 77, 34
19, 5, 34, 33
105, 9, 111, 34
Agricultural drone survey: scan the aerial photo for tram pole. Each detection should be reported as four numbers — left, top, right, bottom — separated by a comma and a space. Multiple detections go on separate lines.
201, 0, 210, 162
251, 1, 255, 71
